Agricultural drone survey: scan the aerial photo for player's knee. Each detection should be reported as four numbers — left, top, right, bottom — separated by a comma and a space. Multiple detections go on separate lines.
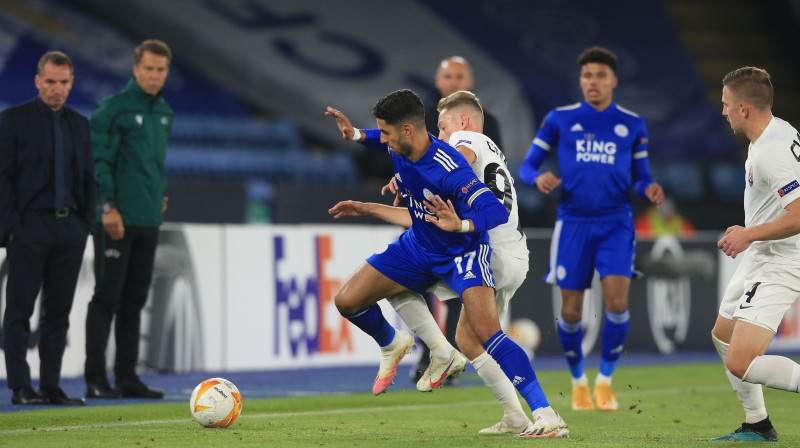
604, 295, 628, 313
725, 352, 753, 379
333, 290, 359, 315
560, 308, 582, 324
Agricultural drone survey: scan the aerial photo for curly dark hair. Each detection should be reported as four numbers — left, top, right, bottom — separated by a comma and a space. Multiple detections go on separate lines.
577, 46, 618, 73
372, 89, 425, 128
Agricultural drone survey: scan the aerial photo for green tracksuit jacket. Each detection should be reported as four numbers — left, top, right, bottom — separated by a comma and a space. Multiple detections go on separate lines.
91, 78, 173, 227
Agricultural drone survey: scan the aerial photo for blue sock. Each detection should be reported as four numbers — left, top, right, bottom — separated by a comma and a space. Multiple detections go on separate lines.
484, 331, 549, 410
599, 310, 630, 377
557, 317, 584, 379
342, 304, 396, 347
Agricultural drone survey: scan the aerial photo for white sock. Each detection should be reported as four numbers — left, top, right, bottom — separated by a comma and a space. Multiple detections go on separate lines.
595, 373, 612, 387
472, 352, 527, 423
744, 355, 800, 393
571, 374, 588, 388
391, 291, 452, 363
712, 335, 768, 423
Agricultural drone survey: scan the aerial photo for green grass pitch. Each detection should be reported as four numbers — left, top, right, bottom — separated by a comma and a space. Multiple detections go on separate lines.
1, 362, 797, 447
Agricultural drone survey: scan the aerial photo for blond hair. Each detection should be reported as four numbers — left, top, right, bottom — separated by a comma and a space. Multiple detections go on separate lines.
437, 90, 484, 125
722, 66, 773, 110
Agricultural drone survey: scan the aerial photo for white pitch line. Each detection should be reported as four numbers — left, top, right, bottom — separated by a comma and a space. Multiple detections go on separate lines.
0, 384, 733, 435
0, 400, 496, 435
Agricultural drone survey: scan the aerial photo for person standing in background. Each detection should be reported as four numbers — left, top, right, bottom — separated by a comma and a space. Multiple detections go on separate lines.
519, 46, 664, 412
84, 39, 173, 399
0, 51, 95, 405
413, 55, 504, 383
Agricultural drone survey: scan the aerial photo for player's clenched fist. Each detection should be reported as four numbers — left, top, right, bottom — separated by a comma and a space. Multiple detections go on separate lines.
535, 172, 561, 194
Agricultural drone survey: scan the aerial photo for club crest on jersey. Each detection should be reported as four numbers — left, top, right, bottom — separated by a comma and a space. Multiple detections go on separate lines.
748, 166, 754, 187
461, 178, 479, 194
423, 188, 435, 202
778, 180, 799, 197
614, 124, 629, 137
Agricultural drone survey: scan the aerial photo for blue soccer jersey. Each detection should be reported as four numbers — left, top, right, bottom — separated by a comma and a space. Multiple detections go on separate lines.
362, 131, 502, 254
523, 101, 651, 218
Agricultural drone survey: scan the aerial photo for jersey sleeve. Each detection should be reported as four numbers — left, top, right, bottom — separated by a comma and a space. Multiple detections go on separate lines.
360, 128, 390, 153
519, 111, 558, 186
448, 130, 478, 153
762, 144, 800, 208
444, 167, 507, 232
631, 119, 654, 198
533, 110, 559, 152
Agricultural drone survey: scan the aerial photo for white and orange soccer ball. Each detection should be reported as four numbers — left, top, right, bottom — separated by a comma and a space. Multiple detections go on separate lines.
189, 378, 243, 428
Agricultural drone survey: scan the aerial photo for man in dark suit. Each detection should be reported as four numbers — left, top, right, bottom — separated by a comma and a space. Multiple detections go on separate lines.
415, 56, 503, 383
0, 51, 96, 405
425, 56, 502, 148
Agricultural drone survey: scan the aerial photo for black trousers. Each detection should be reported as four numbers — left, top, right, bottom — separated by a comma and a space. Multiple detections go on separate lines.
84, 225, 159, 383
3, 211, 88, 389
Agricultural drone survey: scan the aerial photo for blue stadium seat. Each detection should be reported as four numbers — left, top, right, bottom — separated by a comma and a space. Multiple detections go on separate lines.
650, 162, 704, 200
708, 163, 745, 201
170, 116, 303, 149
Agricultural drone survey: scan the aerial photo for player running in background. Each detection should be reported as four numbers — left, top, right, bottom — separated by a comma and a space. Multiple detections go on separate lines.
711, 67, 800, 442
518, 46, 664, 412
331, 91, 535, 435
325, 89, 568, 438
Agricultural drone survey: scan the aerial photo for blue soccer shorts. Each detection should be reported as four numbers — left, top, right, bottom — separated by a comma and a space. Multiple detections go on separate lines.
544, 216, 635, 290
367, 231, 494, 297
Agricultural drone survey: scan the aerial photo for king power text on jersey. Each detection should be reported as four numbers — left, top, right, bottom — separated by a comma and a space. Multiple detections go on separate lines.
576, 139, 616, 165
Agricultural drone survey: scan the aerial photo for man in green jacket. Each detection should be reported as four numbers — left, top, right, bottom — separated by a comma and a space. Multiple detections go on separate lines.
84, 39, 173, 399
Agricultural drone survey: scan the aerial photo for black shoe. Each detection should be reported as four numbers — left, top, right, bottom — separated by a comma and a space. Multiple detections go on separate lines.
710, 418, 778, 442
86, 378, 121, 399
39, 387, 86, 405
11, 386, 49, 405
115, 379, 164, 399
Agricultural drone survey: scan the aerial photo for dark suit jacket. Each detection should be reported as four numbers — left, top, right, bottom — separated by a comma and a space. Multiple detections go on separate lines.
0, 99, 96, 245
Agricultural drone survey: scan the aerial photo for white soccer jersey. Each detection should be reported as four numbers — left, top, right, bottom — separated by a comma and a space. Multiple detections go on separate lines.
744, 116, 800, 264
449, 130, 528, 259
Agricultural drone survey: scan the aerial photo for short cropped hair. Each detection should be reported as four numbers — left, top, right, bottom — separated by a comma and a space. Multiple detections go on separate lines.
437, 90, 484, 128
134, 39, 172, 64
577, 46, 618, 73
722, 66, 773, 110
437, 55, 473, 77
37, 51, 73, 75
437, 90, 483, 114
372, 89, 425, 128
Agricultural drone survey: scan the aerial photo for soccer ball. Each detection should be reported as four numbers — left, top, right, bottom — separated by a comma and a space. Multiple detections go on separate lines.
189, 378, 243, 428
508, 318, 541, 359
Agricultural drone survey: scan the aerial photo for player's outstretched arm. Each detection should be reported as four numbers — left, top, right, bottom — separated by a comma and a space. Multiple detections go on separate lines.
329, 200, 412, 227
324, 107, 364, 142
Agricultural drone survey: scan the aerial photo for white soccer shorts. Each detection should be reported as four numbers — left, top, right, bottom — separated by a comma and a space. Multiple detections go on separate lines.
719, 250, 800, 332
